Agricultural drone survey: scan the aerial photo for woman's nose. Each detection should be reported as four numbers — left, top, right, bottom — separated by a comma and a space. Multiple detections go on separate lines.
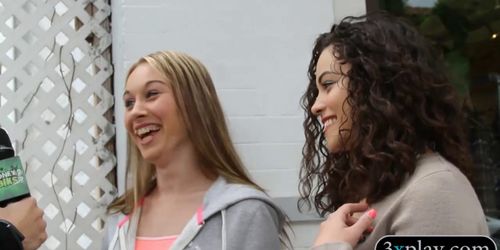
311, 95, 324, 116
129, 100, 147, 117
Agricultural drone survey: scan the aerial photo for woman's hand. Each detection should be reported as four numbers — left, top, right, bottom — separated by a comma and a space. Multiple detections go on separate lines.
313, 202, 377, 248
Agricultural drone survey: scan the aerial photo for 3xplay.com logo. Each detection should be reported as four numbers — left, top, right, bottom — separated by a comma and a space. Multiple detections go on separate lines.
376, 236, 497, 250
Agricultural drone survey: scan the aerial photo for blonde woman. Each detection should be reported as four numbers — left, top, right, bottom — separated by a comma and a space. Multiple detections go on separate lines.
102, 51, 287, 250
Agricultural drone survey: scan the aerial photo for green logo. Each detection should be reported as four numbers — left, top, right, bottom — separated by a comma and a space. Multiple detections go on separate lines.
0, 156, 29, 201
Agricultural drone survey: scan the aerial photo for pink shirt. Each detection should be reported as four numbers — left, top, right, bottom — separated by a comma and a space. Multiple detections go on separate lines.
135, 235, 178, 250
125, 200, 204, 250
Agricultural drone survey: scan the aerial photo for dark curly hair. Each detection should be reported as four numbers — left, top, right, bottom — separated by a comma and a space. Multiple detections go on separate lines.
299, 12, 473, 215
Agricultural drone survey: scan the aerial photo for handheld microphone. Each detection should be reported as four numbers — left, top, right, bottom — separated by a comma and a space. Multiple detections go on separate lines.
0, 128, 30, 207
0, 129, 14, 160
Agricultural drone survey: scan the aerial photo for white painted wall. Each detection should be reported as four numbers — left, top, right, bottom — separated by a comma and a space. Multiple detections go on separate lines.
111, 0, 365, 248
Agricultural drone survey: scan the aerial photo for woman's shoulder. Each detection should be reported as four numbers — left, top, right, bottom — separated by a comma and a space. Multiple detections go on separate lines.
226, 196, 277, 214
203, 177, 283, 218
407, 153, 471, 190
205, 177, 272, 206
222, 197, 285, 238
380, 152, 484, 219
397, 153, 480, 206
371, 153, 489, 235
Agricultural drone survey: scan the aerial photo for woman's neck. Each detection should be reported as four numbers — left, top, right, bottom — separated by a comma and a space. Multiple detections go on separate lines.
151, 143, 215, 196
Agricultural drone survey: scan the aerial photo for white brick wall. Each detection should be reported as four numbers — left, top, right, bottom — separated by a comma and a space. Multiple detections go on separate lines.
111, 0, 365, 248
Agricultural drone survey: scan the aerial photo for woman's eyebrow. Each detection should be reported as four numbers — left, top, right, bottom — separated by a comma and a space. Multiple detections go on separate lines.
123, 80, 166, 97
317, 71, 340, 83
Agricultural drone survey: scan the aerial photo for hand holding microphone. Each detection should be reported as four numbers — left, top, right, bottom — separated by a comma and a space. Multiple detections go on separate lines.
0, 128, 30, 206
0, 128, 47, 250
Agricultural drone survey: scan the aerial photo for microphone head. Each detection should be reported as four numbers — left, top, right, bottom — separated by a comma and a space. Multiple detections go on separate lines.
0, 128, 14, 160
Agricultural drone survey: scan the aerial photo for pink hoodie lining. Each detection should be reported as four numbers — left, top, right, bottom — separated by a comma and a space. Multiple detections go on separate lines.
118, 198, 145, 228
117, 198, 204, 228
118, 215, 129, 228
196, 206, 204, 225
136, 235, 178, 240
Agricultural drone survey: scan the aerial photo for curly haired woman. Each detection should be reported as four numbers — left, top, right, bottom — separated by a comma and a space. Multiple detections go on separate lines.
300, 13, 489, 250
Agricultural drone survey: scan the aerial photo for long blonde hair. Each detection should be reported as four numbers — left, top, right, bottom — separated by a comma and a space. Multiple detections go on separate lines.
108, 51, 261, 214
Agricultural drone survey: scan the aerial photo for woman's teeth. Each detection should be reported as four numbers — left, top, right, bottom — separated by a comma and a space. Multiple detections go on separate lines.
135, 126, 160, 137
323, 118, 336, 131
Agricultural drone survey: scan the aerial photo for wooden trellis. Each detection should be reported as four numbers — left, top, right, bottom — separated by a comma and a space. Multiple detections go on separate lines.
0, 0, 116, 249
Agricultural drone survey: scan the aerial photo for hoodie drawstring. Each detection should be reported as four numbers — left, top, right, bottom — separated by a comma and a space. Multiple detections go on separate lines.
108, 226, 119, 250
118, 226, 126, 250
221, 209, 227, 250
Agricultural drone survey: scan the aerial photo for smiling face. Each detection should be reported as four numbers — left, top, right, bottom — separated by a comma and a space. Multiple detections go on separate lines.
123, 62, 187, 164
311, 46, 352, 153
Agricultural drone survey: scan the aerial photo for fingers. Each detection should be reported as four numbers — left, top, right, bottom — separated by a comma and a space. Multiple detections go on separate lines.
325, 202, 370, 228
35, 209, 47, 229
346, 215, 358, 226
325, 203, 376, 234
16, 196, 36, 206
336, 202, 369, 215
350, 208, 377, 235
9, 197, 38, 213
314, 205, 376, 248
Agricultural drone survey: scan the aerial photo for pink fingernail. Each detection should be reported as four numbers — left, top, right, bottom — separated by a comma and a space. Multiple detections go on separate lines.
367, 209, 377, 219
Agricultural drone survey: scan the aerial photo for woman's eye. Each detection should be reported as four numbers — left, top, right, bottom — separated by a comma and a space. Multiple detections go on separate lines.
124, 99, 135, 109
146, 90, 159, 98
321, 80, 337, 88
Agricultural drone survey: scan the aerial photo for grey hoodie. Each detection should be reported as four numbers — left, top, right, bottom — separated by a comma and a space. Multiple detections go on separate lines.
102, 177, 285, 250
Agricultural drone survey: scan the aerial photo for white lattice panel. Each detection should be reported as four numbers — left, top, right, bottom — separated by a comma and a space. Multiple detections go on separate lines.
0, 0, 116, 249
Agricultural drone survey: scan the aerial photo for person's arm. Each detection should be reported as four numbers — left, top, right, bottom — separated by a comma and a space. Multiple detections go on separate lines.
0, 197, 47, 250
311, 242, 353, 250
312, 202, 376, 250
